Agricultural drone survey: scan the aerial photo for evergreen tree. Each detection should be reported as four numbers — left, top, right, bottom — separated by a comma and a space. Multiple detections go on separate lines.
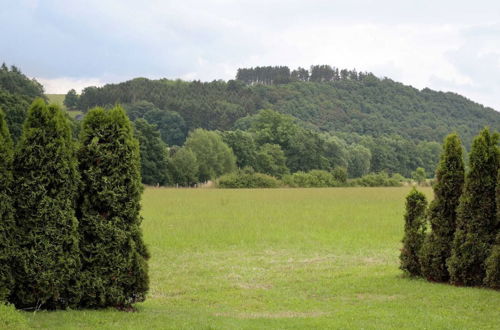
420, 133, 464, 282
400, 188, 428, 277
448, 128, 499, 286
77, 106, 149, 308
134, 118, 169, 186
11, 99, 80, 309
484, 169, 500, 289
0, 108, 15, 301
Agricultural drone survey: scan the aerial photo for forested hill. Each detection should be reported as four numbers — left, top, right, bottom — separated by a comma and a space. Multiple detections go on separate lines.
76, 65, 500, 147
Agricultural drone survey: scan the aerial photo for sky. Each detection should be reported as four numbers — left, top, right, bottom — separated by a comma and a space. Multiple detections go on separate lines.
1, 0, 500, 110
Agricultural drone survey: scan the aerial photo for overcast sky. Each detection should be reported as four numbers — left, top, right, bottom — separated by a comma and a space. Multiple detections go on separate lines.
2, 0, 500, 110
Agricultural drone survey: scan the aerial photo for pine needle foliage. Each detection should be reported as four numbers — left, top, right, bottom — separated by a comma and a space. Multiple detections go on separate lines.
400, 188, 428, 277
0, 108, 15, 301
11, 99, 81, 309
420, 133, 465, 282
77, 106, 149, 308
448, 128, 499, 286
484, 169, 500, 289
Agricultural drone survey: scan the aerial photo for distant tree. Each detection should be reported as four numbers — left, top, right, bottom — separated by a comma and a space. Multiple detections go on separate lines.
323, 135, 348, 169
255, 143, 289, 178
185, 129, 236, 182
77, 106, 149, 308
144, 109, 187, 146
332, 167, 348, 184
221, 130, 257, 169
347, 144, 371, 178
400, 189, 428, 277
286, 129, 329, 172
419, 133, 465, 282
0, 108, 15, 301
168, 147, 199, 186
11, 99, 80, 309
250, 109, 299, 151
134, 119, 169, 186
412, 167, 427, 185
448, 128, 499, 286
64, 89, 79, 109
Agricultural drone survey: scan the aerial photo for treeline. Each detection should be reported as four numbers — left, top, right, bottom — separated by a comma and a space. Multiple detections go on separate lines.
0, 63, 45, 140
134, 109, 441, 187
236, 65, 368, 85
400, 128, 499, 289
71, 65, 499, 150
0, 100, 148, 309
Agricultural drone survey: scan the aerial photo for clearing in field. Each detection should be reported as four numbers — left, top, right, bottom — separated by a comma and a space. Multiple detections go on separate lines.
14, 187, 500, 329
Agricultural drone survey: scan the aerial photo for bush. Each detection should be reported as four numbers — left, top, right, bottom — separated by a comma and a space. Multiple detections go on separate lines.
351, 172, 403, 187
283, 170, 338, 187
400, 188, 428, 277
484, 233, 500, 289
77, 106, 149, 308
420, 133, 465, 282
218, 168, 281, 188
11, 99, 81, 309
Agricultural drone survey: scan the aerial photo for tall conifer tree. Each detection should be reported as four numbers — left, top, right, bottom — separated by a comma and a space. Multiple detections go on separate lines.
11, 99, 80, 309
0, 108, 15, 301
420, 134, 464, 282
400, 188, 428, 277
77, 106, 149, 308
484, 169, 500, 289
448, 128, 499, 286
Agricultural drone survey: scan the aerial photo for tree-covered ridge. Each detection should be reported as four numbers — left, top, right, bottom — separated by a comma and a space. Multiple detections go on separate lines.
0, 64, 45, 141
76, 65, 499, 147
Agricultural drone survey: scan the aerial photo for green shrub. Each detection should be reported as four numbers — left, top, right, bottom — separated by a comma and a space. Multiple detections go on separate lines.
77, 106, 149, 308
218, 168, 281, 188
484, 233, 500, 289
11, 99, 81, 309
351, 172, 403, 187
448, 128, 499, 286
332, 167, 348, 184
420, 133, 465, 282
283, 170, 338, 187
0, 108, 15, 301
400, 188, 428, 277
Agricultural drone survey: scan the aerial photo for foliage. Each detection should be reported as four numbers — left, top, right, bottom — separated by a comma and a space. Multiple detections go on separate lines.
448, 128, 499, 286
217, 168, 282, 188
412, 167, 427, 185
0, 108, 15, 301
400, 189, 428, 277
168, 147, 199, 186
77, 106, 149, 308
283, 170, 338, 188
484, 169, 500, 289
254, 143, 289, 178
332, 167, 348, 184
134, 119, 169, 186
0, 304, 28, 329
64, 89, 79, 109
184, 129, 236, 182
221, 130, 257, 169
351, 172, 403, 187
0, 64, 45, 141
420, 133, 465, 282
11, 99, 80, 309
347, 144, 371, 178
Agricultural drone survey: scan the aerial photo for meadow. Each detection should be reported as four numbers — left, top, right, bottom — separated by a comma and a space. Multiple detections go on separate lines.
4, 187, 500, 329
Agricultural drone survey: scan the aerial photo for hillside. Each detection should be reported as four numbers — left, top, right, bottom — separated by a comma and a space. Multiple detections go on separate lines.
76, 67, 500, 147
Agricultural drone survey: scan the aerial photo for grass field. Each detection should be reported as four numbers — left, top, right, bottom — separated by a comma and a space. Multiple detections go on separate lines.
4, 187, 500, 329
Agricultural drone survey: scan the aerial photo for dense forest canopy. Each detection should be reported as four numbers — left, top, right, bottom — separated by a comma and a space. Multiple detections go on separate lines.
76, 65, 499, 148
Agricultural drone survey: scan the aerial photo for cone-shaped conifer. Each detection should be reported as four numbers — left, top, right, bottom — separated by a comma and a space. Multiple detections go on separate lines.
77, 106, 149, 308
400, 188, 428, 277
420, 133, 464, 282
0, 108, 15, 301
484, 169, 500, 289
11, 99, 81, 309
448, 128, 499, 286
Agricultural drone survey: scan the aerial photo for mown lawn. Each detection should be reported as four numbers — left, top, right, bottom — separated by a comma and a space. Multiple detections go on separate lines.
5, 187, 500, 329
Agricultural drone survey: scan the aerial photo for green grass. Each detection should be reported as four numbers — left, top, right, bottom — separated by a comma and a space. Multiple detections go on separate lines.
46, 94, 83, 118
7, 187, 500, 329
